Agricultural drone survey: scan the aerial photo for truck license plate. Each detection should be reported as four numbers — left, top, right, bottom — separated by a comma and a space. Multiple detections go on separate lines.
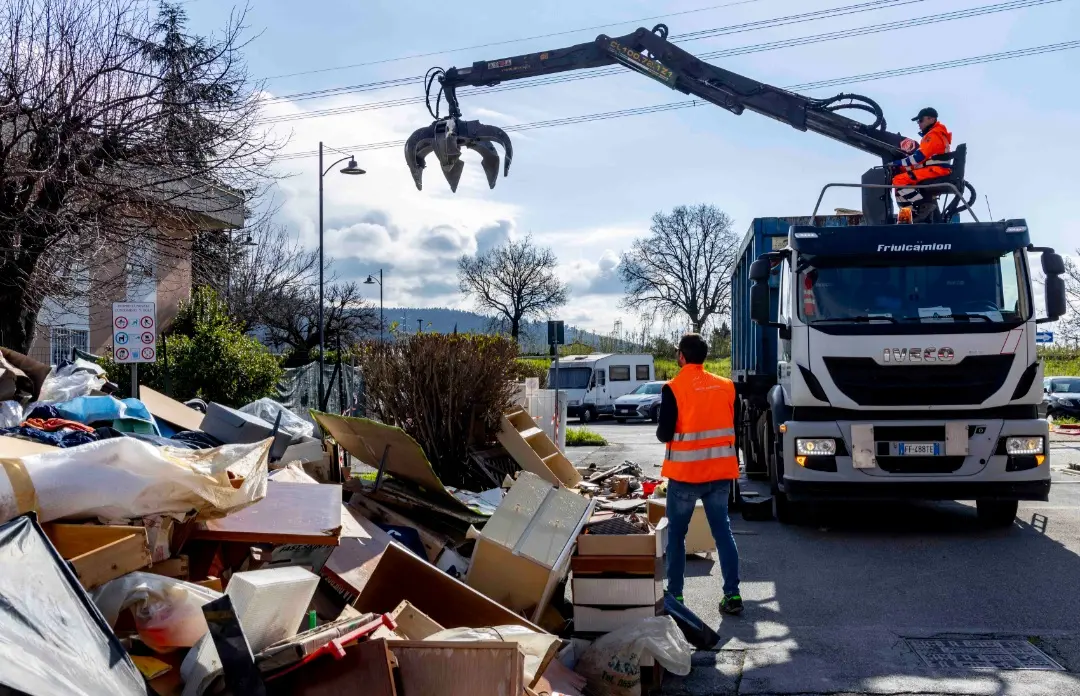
899, 442, 939, 456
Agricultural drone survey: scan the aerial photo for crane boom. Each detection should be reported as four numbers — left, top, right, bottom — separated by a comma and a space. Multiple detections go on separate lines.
404, 23, 970, 224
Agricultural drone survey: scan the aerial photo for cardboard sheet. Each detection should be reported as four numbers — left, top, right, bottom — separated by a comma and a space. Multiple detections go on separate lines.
139, 386, 205, 432
0, 434, 59, 457
311, 412, 471, 513
320, 506, 394, 604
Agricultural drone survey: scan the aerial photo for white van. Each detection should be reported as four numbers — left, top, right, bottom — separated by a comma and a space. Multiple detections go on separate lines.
547, 353, 656, 423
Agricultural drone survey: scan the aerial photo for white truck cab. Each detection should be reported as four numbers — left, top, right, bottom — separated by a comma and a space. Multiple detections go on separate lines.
548, 353, 655, 423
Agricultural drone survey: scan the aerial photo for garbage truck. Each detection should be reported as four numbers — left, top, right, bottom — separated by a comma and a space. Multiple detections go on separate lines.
731, 213, 1068, 525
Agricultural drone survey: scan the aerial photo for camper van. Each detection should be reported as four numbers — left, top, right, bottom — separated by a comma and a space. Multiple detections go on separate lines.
547, 353, 656, 423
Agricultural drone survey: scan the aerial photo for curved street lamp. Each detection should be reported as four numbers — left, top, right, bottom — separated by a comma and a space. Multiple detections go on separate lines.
319, 142, 365, 407
364, 270, 384, 342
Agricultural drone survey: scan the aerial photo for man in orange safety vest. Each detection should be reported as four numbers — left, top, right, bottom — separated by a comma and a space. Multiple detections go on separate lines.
890, 107, 953, 220
656, 333, 743, 615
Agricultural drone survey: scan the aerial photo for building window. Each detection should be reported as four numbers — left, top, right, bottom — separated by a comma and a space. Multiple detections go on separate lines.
50, 328, 89, 366
609, 365, 631, 382
636, 365, 651, 381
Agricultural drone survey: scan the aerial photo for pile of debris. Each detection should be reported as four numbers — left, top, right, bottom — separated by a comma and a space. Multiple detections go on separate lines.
0, 355, 696, 695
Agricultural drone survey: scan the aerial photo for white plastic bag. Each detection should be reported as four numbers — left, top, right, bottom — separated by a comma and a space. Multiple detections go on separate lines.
0, 400, 21, 428
426, 625, 560, 685
576, 616, 693, 696
92, 572, 223, 653
0, 437, 270, 524
239, 398, 314, 440
37, 367, 106, 403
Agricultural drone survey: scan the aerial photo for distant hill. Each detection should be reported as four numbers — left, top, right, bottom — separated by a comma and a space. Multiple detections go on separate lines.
385, 307, 618, 351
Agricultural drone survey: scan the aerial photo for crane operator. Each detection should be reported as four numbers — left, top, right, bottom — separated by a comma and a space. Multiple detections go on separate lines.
889, 107, 953, 221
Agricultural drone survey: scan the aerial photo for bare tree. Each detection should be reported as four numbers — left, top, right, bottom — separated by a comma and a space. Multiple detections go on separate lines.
619, 204, 739, 333
0, 0, 278, 352
259, 281, 378, 361
458, 236, 568, 341
1059, 254, 1080, 345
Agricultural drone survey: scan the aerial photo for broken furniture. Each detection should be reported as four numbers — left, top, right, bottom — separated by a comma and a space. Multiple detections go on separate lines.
497, 407, 582, 487
44, 523, 152, 589
573, 517, 664, 635
466, 471, 594, 623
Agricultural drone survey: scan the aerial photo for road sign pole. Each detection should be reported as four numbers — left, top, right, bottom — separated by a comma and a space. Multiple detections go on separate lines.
131, 363, 139, 400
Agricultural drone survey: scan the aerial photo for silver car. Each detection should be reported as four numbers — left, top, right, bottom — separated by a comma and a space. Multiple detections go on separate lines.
613, 381, 665, 423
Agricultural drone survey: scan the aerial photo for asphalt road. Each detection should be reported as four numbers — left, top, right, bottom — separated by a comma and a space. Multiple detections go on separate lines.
567, 419, 1080, 696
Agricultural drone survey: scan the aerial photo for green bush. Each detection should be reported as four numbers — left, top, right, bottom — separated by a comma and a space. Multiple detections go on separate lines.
1039, 347, 1080, 377
100, 287, 282, 407
515, 358, 550, 388
655, 357, 731, 380
566, 426, 607, 447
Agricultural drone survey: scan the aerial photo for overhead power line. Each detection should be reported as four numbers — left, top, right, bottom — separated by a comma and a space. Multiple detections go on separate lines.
262, 0, 928, 104
262, 0, 775, 80
257, 0, 1058, 125
274, 39, 1080, 161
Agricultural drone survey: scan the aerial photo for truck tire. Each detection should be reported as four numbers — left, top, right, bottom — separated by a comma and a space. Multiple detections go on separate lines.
766, 422, 798, 524
580, 406, 596, 424
976, 500, 1018, 528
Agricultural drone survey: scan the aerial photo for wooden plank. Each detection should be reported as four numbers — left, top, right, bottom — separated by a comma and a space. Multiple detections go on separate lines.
69, 532, 152, 589
44, 523, 147, 559
570, 554, 662, 575
496, 414, 566, 487
289, 637, 397, 696
390, 641, 523, 696
148, 555, 189, 580
193, 482, 342, 546
389, 600, 445, 640
195, 577, 223, 592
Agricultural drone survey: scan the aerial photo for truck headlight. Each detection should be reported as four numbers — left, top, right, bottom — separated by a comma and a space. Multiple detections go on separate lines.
1005, 437, 1044, 455
795, 438, 836, 456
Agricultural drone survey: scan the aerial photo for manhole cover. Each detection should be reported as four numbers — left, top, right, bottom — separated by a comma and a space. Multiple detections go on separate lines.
907, 639, 1064, 671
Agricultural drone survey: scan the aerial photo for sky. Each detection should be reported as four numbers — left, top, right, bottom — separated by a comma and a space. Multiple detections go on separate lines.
185, 0, 1080, 336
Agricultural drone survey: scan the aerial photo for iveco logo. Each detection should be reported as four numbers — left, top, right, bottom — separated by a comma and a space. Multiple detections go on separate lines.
882, 347, 955, 362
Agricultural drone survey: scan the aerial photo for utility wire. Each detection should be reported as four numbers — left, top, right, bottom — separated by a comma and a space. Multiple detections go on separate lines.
273, 40, 1080, 161
261, 0, 929, 104
257, 0, 1058, 125
261, 0, 775, 80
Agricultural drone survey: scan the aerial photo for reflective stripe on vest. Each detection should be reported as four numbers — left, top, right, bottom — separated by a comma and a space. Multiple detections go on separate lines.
665, 445, 738, 462
672, 428, 735, 441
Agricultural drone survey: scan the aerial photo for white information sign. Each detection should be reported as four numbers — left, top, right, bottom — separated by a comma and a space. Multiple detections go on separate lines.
112, 302, 157, 363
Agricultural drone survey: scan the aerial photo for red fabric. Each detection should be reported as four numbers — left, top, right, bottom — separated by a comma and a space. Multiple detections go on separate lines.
22, 417, 96, 433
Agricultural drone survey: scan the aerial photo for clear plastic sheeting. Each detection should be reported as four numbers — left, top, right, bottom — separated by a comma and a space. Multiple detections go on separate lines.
92, 572, 223, 653
0, 437, 270, 524
577, 616, 693, 696
239, 397, 315, 440
0, 400, 21, 428
38, 364, 107, 403
0, 515, 149, 696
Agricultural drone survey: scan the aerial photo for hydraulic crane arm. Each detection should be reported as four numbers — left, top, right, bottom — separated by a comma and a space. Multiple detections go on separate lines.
405, 24, 917, 192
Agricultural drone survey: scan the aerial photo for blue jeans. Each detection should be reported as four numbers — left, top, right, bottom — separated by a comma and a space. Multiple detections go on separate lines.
665, 479, 740, 598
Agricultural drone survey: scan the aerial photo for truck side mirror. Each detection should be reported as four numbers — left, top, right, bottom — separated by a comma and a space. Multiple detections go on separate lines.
750, 281, 771, 325
1042, 252, 1065, 276
749, 259, 772, 282
1044, 274, 1067, 321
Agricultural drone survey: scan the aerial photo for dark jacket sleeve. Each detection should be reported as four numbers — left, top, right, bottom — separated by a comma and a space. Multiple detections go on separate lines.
655, 384, 678, 443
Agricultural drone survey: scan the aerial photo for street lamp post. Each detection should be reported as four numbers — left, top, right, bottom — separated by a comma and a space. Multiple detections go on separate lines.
318, 141, 365, 408
225, 231, 257, 310
364, 270, 383, 342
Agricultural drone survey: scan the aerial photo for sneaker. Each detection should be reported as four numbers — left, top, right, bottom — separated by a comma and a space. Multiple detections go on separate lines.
720, 594, 744, 615
666, 591, 685, 604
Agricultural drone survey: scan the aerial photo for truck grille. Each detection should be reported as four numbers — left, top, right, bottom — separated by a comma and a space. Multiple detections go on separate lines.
823, 355, 1014, 406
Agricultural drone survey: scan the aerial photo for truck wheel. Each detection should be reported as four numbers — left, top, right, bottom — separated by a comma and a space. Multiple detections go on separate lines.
766, 426, 798, 524
773, 489, 796, 524
580, 406, 596, 424
976, 500, 1018, 528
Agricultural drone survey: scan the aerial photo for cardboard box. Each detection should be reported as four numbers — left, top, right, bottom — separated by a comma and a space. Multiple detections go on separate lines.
647, 498, 716, 555
139, 386, 205, 432
573, 604, 659, 634
201, 402, 291, 456
571, 577, 661, 606
576, 528, 660, 557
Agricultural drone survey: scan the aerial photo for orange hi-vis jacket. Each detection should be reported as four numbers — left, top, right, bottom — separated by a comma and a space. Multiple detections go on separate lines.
661, 364, 739, 483
891, 121, 953, 185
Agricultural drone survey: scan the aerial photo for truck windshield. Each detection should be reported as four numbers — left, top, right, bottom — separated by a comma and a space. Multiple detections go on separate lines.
798, 251, 1028, 325
547, 366, 592, 389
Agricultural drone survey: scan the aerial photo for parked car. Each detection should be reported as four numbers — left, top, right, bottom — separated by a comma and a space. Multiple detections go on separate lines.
1042, 376, 1080, 419
613, 381, 665, 423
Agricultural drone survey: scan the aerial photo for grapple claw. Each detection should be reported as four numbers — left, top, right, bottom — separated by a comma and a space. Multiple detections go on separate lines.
403, 116, 514, 193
